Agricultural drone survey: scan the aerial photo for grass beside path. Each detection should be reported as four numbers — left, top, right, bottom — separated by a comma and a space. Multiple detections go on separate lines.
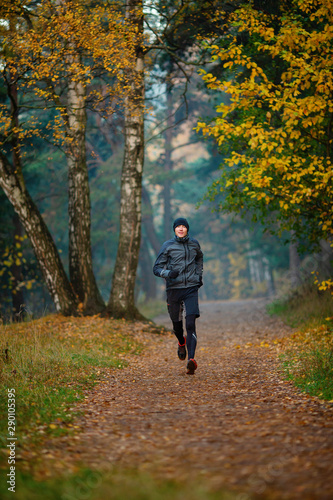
0, 468, 240, 500
268, 286, 333, 401
0, 314, 147, 470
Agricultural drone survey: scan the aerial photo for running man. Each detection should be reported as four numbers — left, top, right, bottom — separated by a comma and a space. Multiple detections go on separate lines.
153, 218, 203, 374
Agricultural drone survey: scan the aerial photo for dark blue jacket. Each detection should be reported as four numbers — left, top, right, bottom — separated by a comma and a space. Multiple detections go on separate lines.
153, 235, 203, 290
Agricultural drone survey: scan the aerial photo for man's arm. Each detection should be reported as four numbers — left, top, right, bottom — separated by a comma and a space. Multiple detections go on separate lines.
153, 241, 174, 278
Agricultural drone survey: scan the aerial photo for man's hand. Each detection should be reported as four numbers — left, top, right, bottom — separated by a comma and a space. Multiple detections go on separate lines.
169, 270, 179, 279
198, 277, 203, 288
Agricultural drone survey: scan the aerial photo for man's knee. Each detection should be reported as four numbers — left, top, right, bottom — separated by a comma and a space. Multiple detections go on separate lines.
173, 320, 183, 335
186, 314, 196, 333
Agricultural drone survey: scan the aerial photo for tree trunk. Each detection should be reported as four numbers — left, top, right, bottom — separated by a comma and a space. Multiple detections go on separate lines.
138, 235, 156, 300
289, 232, 302, 289
262, 255, 275, 297
66, 60, 105, 315
318, 240, 333, 279
163, 86, 173, 241
0, 153, 78, 315
142, 185, 161, 255
107, 0, 144, 319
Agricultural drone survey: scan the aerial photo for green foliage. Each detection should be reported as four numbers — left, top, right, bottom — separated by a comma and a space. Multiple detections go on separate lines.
266, 299, 289, 319
0, 468, 238, 500
282, 346, 333, 401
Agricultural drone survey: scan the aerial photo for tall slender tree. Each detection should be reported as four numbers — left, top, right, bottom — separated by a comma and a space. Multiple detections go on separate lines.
107, 0, 145, 319
162, 84, 174, 241
65, 43, 105, 314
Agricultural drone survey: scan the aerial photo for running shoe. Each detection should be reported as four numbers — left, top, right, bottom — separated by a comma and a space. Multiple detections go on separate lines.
177, 340, 186, 360
186, 359, 197, 375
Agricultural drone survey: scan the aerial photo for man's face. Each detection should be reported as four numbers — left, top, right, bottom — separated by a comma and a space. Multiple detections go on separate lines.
175, 225, 188, 238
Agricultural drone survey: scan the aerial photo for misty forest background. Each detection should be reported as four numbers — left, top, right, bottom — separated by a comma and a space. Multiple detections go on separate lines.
0, 0, 332, 321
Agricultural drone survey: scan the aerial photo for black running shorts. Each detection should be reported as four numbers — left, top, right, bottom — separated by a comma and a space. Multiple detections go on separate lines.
166, 286, 200, 322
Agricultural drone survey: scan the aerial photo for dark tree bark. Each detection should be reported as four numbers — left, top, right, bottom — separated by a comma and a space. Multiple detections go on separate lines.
163, 85, 174, 241
142, 185, 161, 255
66, 68, 105, 315
318, 240, 333, 278
138, 235, 156, 300
0, 153, 78, 315
289, 232, 302, 289
141, 186, 161, 300
107, 0, 145, 319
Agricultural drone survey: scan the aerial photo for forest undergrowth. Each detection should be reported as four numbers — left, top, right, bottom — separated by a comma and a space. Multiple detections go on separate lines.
0, 315, 151, 468
268, 286, 333, 401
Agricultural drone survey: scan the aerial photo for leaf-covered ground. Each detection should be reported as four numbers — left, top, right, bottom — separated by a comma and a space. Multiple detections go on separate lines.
19, 300, 333, 499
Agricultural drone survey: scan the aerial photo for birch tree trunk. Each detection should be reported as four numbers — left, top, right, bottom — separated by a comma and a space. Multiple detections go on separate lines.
107, 0, 144, 319
0, 153, 78, 315
66, 71, 105, 315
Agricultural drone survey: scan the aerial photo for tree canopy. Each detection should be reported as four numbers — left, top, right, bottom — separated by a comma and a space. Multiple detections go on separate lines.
196, 0, 333, 252
0, 0, 332, 318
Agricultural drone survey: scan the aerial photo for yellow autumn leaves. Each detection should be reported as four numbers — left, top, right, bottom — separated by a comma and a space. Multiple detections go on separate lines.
0, 0, 138, 147
196, 0, 333, 251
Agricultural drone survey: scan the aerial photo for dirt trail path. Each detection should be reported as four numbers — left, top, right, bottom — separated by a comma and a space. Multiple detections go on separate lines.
46, 300, 333, 499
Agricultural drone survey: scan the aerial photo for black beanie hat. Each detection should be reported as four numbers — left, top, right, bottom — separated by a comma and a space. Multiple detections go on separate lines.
173, 217, 189, 232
